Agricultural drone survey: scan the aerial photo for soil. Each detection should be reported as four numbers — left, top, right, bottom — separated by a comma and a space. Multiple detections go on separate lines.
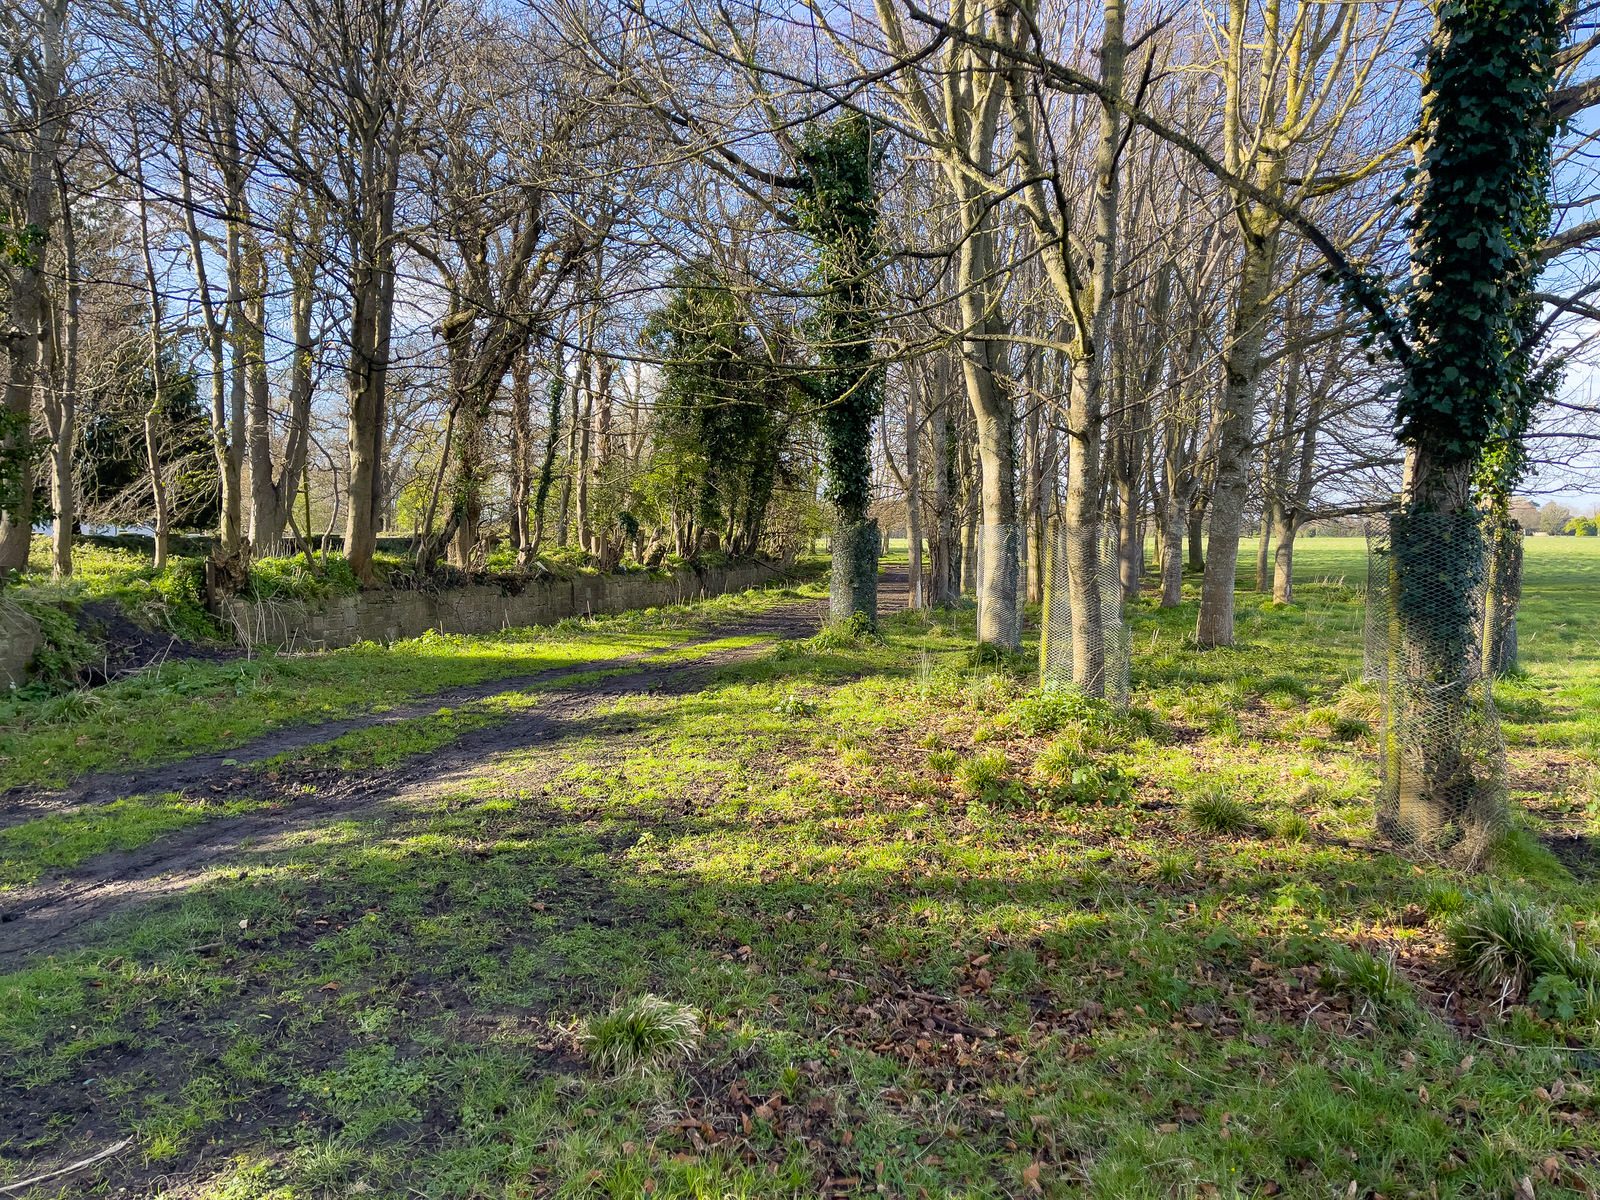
74, 600, 237, 686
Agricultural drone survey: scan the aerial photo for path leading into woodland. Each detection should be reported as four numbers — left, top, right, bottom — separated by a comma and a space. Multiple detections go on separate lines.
0, 570, 910, 969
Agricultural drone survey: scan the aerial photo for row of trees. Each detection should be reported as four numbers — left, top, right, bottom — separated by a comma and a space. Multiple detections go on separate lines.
0, 0, 842, 588
4, 0, 1599, 840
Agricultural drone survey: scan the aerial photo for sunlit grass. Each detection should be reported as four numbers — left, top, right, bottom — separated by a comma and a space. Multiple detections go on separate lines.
0, 540, 1597, 1197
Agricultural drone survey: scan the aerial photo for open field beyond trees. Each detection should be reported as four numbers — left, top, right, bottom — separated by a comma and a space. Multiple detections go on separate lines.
1, 538, 1599, 1198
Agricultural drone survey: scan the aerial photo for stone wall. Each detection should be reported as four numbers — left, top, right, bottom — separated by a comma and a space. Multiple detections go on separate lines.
1, 603, 42, 691
222, 559, 801, 652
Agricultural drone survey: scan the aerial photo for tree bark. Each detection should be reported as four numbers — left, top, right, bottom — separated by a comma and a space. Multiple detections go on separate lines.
510, 352, 533, 558
1195, 229, 1277, 646
132, 124, 172, 570
927, 362, 960, 607
44, 166, 79, 579
0, 0, 66, 572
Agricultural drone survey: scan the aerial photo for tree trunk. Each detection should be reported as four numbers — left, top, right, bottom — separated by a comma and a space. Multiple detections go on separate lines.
1064, 354, 1105, 691
1118, 477, 1140, 603
1160, 502, 1186, 607
1255, 504, 1274, 593
0, 1, 65, 572
44, 167, 79, 579
1187, 496, 1206, 573
243, 226, 281, 556
133, 126, 171, 570
344, 266, 389, 583
830, 517, 881, 626
342, 135, 401, 586
1386, 452, 1483, 847
1273, 383, 1321, 606
1196, 230, 1277, 646
1159, 429, 1191, 608
242, 220, 314, 559
527, 363, 564, 561
556, 360, 579, 547
174, 115, 247, 563
575, 372, 593, 554
927, 366, 960, 606
1271, 507, 1297, 604
905, 370, 925, 608
1482, 519, 1523, 676
961, 516, 978, 595
510, 353, 533, 558
956, 256, 1018, 647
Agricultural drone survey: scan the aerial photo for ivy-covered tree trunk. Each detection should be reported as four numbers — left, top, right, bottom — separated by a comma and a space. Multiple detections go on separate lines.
0, 2, 65, 573
527, 367, 564, 562
795, 113, 884, 630
1385, 0, 1561, 851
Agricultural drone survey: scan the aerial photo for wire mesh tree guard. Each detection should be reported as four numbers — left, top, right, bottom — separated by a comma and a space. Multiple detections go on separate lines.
1038, 520, 1130, 707
1364, 512, 1509, 859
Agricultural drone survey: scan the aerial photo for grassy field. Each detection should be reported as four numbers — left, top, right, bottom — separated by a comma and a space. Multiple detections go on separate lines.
1, 538, 1598, 1198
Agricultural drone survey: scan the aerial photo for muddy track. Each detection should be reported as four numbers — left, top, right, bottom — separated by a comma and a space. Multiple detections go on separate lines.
0, 597, 822, 832
0, 572, 908, 969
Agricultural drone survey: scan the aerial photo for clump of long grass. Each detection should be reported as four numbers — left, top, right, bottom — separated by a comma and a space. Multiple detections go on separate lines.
1447, 894, 1597, 1002
955, 749, 1015, 806
1322, 945, 1412, 1016
1184, 786, 1253, 836
579, 994, 701, 1078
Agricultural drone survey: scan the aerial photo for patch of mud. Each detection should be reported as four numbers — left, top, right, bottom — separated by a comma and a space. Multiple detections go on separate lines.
76, 599, 237, 685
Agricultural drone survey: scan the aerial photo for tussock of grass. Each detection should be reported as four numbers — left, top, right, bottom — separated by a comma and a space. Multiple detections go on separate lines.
579, 994, 701, 1078
806, 612, 879, 650
1321, 945, 1412, 1016
954, 749, 1011, 802
1184, 787, 1254, 835
1275, 811, 1313, 842
771, 691, 817, 719
1447, 893, 1598, 1000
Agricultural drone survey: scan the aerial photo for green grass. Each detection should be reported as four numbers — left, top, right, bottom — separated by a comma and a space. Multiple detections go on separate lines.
0, 577, 825, 790
0, 540, 1598, 1198
0, 794, 266, 890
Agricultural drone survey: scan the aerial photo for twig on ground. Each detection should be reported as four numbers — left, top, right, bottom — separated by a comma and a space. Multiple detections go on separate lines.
0, 1138, 133, 1195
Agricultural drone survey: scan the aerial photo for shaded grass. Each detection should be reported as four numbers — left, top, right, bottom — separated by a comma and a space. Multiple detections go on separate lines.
0, 794, 265, 890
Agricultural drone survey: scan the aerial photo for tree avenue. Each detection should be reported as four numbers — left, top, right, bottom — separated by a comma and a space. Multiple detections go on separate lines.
2, 0, 1598, 843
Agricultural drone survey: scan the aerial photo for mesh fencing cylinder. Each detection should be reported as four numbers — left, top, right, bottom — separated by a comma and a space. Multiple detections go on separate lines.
1038, 520, 1130, 707
1481, 519, 1523, 677
1365, 512, 1507, 859
829, 518, 880, 628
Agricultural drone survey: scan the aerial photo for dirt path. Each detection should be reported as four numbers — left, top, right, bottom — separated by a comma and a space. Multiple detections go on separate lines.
0, 571, 910, 969
0, 597, 821, 831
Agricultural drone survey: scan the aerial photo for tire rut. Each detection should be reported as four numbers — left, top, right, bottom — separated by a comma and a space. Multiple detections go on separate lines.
0, 622, 808, 968
0, 569, 912, 969
0, 599, 818, 832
